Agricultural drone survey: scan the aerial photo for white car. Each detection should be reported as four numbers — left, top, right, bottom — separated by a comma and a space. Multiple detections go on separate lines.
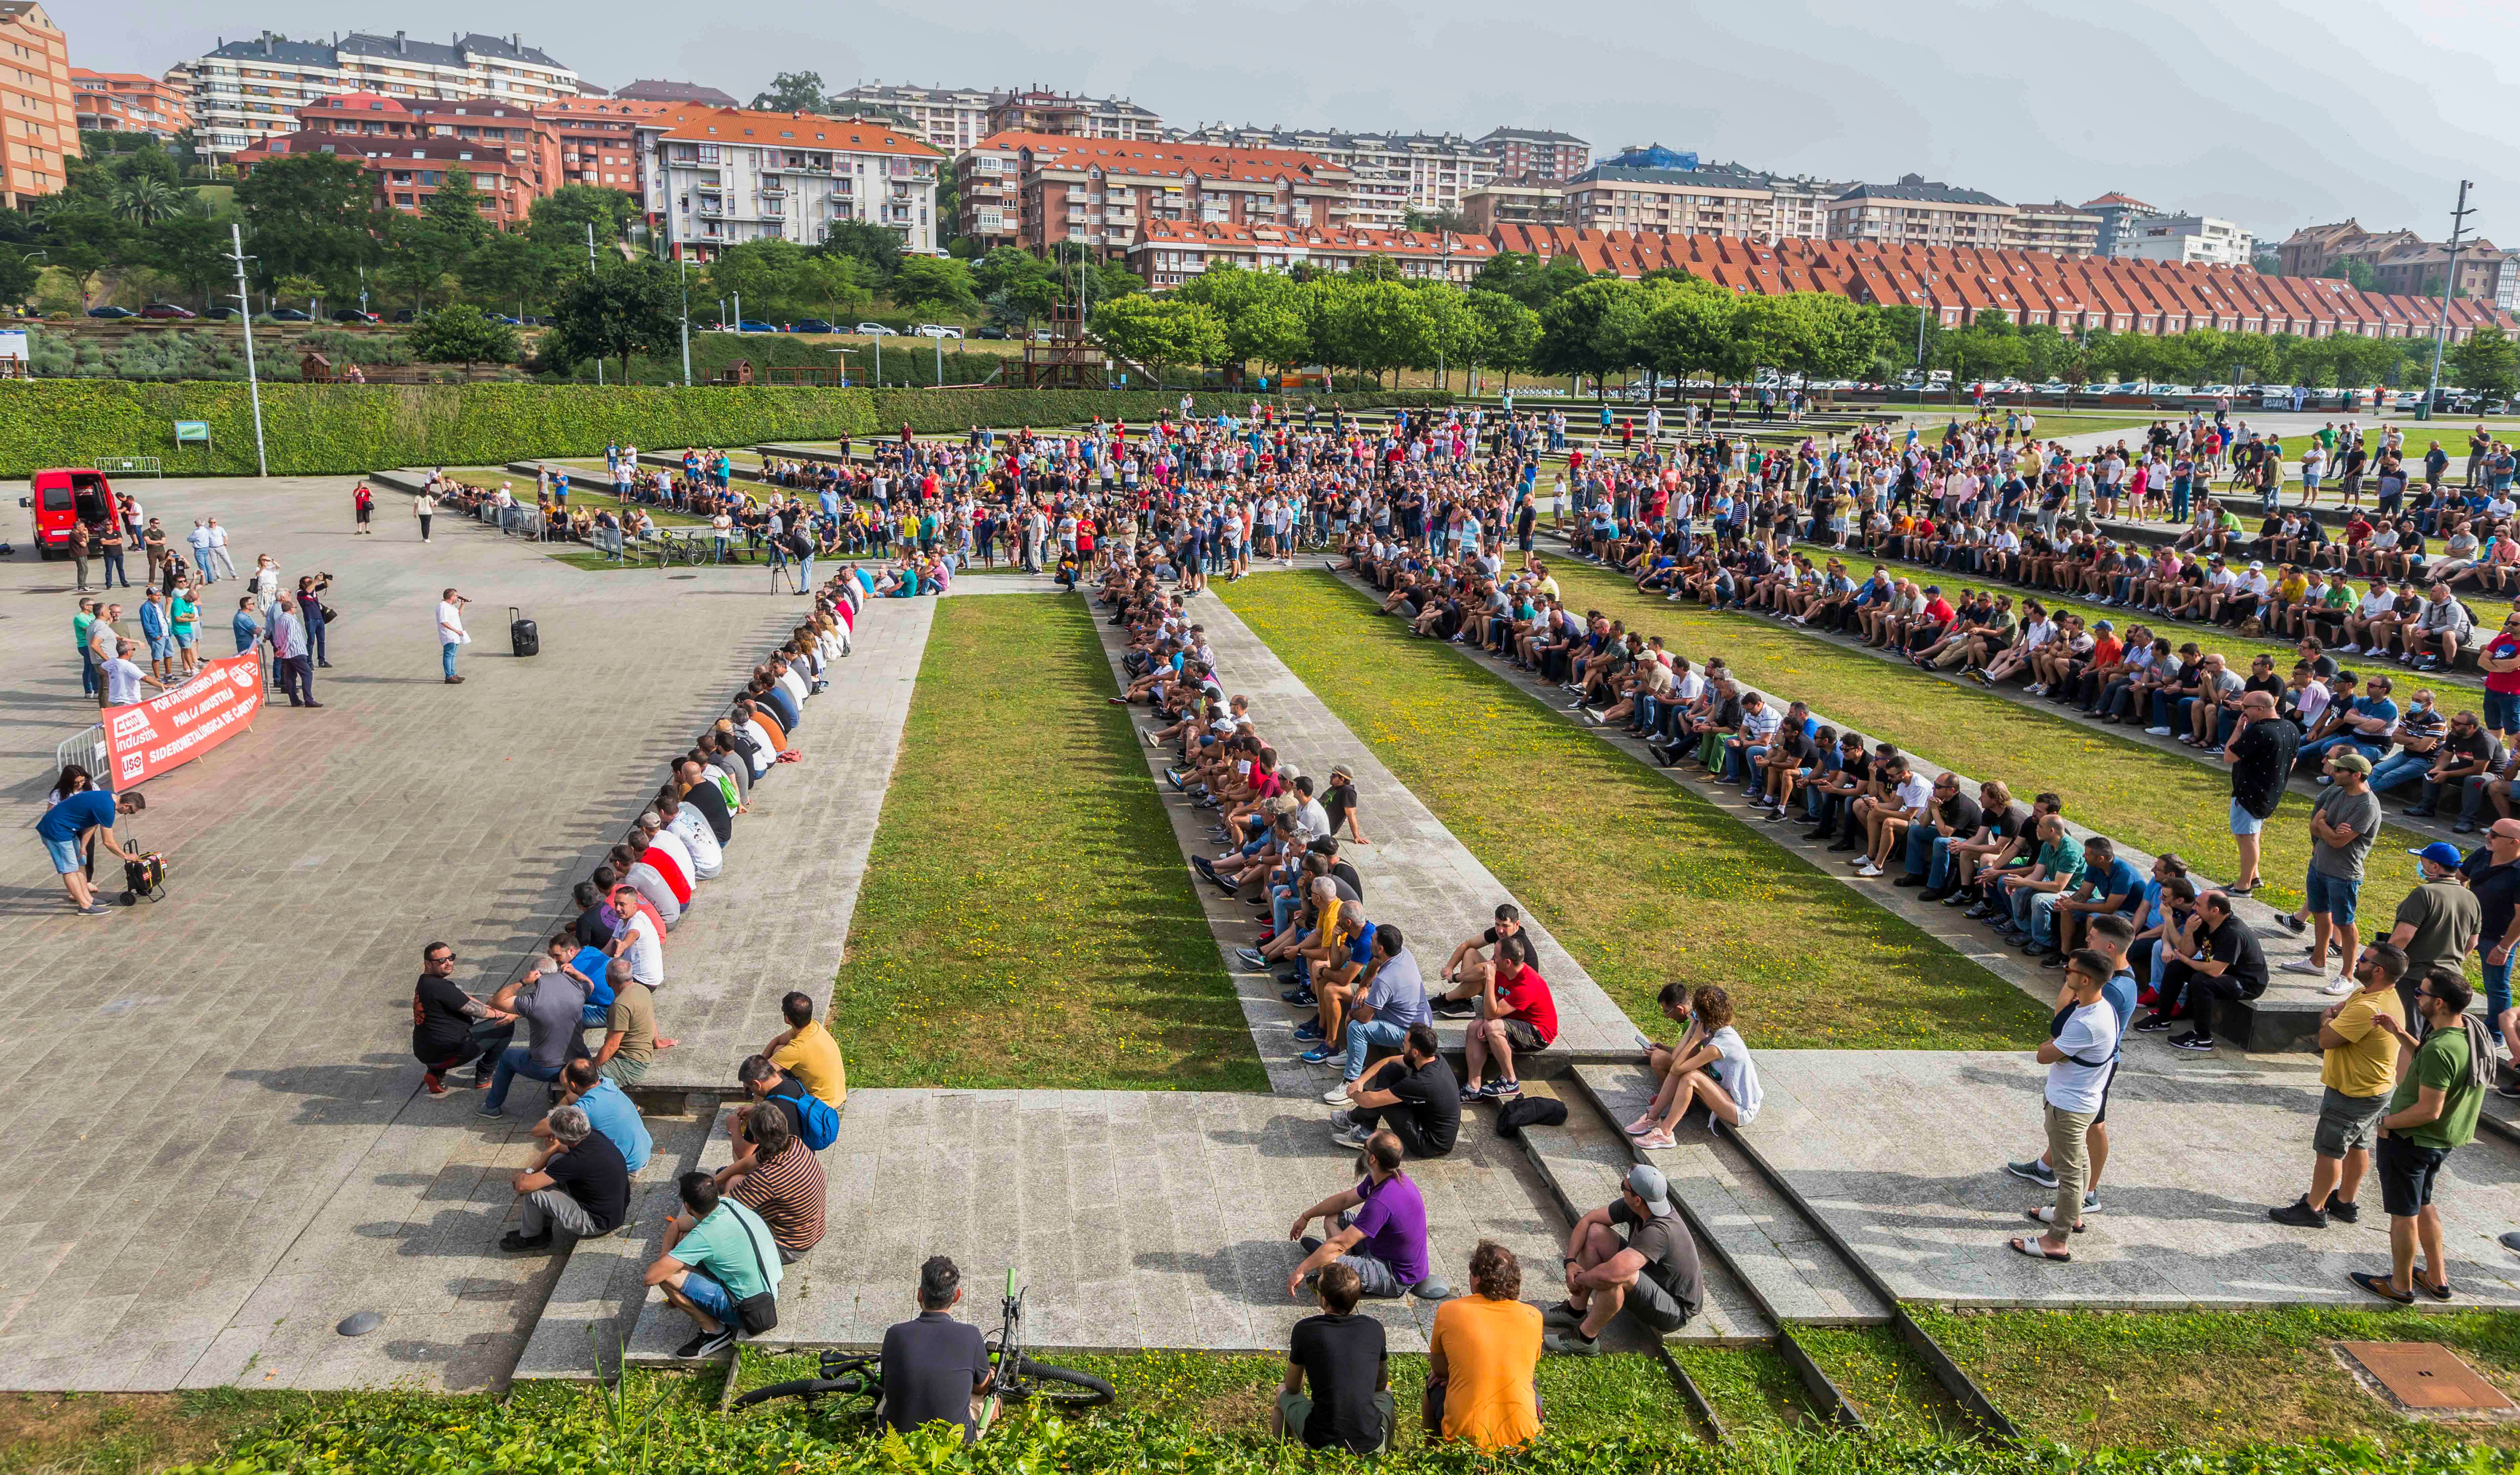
853, 322, 898, 336
916, 324, 963, 339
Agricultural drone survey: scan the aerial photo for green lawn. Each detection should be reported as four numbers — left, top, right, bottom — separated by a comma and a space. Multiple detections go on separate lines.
1542, 559, 2443, 916
1917, 1305, 2520, 1449
827, 595, 1264, 1090
1786, 537, 2502, 695
1220, 573, 2051, 1051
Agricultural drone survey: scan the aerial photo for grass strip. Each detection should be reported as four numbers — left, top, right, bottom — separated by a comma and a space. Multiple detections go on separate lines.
1793, 1325, 1969, 1441
1784, 536, 2496, 693
1914, 1304, 2520, 1449
1220, 572, 2050, 1050
1668, 1345, 1818, 1435
1543, 558, 2446, 916
827, 594, 1264, 1091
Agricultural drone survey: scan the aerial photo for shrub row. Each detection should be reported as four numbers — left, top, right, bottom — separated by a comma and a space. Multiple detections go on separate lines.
0, 380, 1448, 477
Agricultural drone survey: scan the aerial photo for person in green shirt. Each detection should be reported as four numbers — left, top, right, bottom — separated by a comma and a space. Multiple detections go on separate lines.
645, 1171, 783, 1359
169, 589, 200, 676
1995, 815, 2085, 944
2351, 970, 2491, 1304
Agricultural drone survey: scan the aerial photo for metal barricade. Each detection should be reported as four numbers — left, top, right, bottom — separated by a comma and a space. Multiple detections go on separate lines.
54, 722, 107, 787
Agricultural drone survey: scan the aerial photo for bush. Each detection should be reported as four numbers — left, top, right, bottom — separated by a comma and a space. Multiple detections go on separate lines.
0, 380, 1450, 476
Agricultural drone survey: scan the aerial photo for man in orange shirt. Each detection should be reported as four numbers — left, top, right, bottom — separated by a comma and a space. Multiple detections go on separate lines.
1424, 1240, 1542, 1450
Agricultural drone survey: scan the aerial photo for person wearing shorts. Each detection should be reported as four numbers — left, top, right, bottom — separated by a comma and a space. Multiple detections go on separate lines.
2272, 944, 2406, 1228
2352, 970, 2485, 1303
35, 783, 145, 914
1547, 1164, 1703, 1355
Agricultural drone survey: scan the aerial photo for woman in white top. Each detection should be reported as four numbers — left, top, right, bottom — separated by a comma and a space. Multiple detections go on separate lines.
1628, 983, 1762, 1150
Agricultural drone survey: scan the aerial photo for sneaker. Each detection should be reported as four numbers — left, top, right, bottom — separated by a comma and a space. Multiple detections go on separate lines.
1853, 862, 1883, 877
2268, 1196, 2329, 1229
1459, 1085, 1487, 1104
2144, 726, 2174, 736
2168, 1031, 2216, 1053
1324, 1081, 1358, 1105
1893, 874, 1925, 888
1293, 1022, 1326, 1043
1429, 997, 1475, 1019
674, 1326, 737, 1360
1281, 988, 1317, 1008
2004, 1158, 2060, 1190
2133, 1014, 2176, 1033
1488, 1078, 1522, 1100
2280, 958, 2329, 976
1164, 767, 1186, 789
499, 1229, 555, 1254
1330, 1121, 1372, 1148
1235, 947, 1268, 969
422, 1073, 450, 1098
2278, 913, 2307, 935
1300, 1046, 1336, 1064
2329, 1198, 2361, 1225
1544, 1332, 1603, 1357
2320, 976, 2356, 996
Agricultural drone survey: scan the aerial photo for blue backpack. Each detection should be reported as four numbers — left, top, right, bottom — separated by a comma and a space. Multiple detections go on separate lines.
779, 1079, 840, 1151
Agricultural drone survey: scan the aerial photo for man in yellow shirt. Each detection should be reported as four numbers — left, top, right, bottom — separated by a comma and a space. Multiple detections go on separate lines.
2269, 942, 2406, 1228
765, 991, 847, 1108
1424, 1240, 1542, 1450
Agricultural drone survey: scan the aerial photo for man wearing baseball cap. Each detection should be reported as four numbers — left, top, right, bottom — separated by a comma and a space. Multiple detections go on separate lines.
1545, 1164, 1702, 1355
2382, 843, 2482, 1022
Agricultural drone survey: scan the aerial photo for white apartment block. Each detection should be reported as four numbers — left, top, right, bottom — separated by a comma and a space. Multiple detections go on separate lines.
643, 107, 944, 261
827, 82, 993, 154
2114, 213, 2256, 268
175, 30, 577, 160
1167, 124, 1496, 227
1561, 161, 1850, 242
1826, 174, 2012, 247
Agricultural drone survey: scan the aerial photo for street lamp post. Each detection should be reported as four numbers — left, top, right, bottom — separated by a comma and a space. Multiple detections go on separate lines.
678, 257, 692, 387
2423, 179, 2476, 421
222, 223, 268, 477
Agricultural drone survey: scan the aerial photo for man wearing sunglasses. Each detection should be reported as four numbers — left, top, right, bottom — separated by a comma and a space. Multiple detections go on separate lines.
2350, 969, 2492, 1305
410, 941, 517, 1097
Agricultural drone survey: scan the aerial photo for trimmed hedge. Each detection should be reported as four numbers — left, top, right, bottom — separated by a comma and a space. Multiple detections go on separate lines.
0, 381, 1450, 477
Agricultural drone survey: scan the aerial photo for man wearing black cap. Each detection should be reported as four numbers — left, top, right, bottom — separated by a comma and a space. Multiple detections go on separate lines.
1545, 1164, 1702, 1355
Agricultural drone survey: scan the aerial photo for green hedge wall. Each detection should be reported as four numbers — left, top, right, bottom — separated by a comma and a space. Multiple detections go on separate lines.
0, 381, 1450, 477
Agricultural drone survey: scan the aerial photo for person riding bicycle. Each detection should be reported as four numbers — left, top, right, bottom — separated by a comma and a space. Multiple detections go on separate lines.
879, 1256, 994, 1444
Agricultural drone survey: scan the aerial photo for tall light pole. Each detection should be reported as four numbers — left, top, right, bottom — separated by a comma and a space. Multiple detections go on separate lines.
678, 256, 692, 387
222, 222, 268, 477
587, 221, 603, 386
2423, 179, 2476, 420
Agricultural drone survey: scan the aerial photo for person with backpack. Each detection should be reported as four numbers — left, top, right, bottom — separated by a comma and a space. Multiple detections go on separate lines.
733, 1054, 841, 1156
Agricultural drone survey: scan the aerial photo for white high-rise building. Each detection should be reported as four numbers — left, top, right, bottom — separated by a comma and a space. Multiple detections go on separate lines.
643, 106, 946, 261
174, 30, 577, 161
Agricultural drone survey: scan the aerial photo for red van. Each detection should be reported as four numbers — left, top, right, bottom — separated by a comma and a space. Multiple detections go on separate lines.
20, 468, 123, 559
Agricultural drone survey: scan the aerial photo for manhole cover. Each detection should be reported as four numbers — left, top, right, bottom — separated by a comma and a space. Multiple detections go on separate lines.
2339, 1342, 2515, 1412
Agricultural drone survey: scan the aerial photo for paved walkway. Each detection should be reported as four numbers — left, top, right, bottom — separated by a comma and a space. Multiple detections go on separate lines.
0, 477, 815, 1391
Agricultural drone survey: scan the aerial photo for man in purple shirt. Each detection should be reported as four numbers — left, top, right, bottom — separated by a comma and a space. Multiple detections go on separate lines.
1283, 1131, 1444, 1300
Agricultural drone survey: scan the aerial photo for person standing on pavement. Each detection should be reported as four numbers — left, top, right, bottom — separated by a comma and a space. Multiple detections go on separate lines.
415, 489, 436, 543
2351, 971, 2492, 1304
67, 518, 92, 594
2008, 950, 2119, 1262
35, 777, 144, 915
96, 517, 129, 590
2225, 689, 2298, 896
268, 596, 318, 708
2284, 751, 2381, 993
99, 638, 166, 708
2463, 820, 2520, 1043
229, 596, 262, 657
352, 483, 375, 535
86, 604, 121, 710
437, 587, 470, 684
2271, 943, 2407, 1229
204, 517, 237, 582
295, 575, 333, 669
2383, 843, 2482, 1022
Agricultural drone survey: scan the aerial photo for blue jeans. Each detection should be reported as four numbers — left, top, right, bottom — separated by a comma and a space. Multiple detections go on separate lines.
1340, 1016, 1409, 1083
1902, 825, 1937, 880
2484, 954, 2512, 1025
2026, 890, 2063, 949
2369, 750, 2432, 797
483, 1045, 564, 1113
442, 641, 459, 679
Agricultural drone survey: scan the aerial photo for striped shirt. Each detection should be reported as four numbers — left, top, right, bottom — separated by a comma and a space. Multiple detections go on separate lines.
733, 1138, 827, 1254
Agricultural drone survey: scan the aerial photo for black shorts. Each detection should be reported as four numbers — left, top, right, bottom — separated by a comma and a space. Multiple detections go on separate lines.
2377, 1133, 2451, 1217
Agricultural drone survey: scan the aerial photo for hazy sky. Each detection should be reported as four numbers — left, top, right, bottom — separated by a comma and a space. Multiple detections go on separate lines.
81, 0, 2516, 244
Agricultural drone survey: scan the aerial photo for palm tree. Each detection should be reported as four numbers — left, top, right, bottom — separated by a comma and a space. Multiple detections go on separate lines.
111, 176, 182, 226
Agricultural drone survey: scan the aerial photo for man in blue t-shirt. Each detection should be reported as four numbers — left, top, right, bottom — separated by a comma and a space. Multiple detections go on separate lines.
36, 785, 145, 914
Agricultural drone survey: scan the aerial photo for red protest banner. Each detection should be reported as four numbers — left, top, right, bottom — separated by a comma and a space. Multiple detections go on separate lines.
103, 652, 265, 789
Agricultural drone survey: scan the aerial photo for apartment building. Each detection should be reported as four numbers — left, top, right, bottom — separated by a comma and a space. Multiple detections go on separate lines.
1474, 126, 1588, 182
1166, 123, 1493, 227
2114, 213, 2255, 268
2080, 192, 2155, 256
2003, 199, 2102, 255
1131, 219, 1492, 287
958, 130, 1353, 257
985, 88, 1162, 140
232, 91, 558, 225
828, 82, 993, 153
1459, 173, 1566, 231
542, 97, 671, 194
70, 69, 191, 138
0, 0, 75, 208
1825, 174, 2012, 248
175, 30, 578, 162
643, 105, 945, 261
1556, 156, 1851, 243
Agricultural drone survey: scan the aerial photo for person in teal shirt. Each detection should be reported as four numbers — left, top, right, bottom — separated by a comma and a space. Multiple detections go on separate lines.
647, 1172, 781, 1359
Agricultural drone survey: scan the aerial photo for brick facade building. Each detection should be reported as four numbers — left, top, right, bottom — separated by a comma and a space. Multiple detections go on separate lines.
957, 131, 1353, 256
0, 0, 75, 208
231, 91, 560, 225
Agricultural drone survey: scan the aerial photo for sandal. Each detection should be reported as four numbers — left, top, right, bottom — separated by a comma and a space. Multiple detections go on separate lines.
2025, 1207, 2087, 1233
2349, 1270, 2414, 1305
2007, 1235, 2071, 1263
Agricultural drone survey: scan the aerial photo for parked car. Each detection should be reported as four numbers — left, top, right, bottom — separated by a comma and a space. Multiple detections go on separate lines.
482, 312, 522, 325
266, 308, 313, 322
85, 305, 136, 319
389, 308, 418, 324
201, 305, 239, 322
976, 324, 1011, 340
853, 322, 897, 335
915, 323, 964, 339
332, 309, 381, 325
788, 318, 837, 334
737, 319, 779, 333
138, 302, 197, 320
19, 468, 124, 562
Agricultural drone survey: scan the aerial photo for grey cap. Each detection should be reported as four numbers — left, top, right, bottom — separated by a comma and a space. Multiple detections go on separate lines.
1626, 1163, 1674, 1216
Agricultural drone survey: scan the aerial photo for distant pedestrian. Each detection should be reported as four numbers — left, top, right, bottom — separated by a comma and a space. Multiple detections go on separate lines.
97, 518, 129, 589
204, 517, 237, 581
230, 596, 261, 656
437, 587, 470, 684
67, 518, 91, 593
186, 519, 214, 583
296, 574, 333, 668
353, 482, 375, 534
415, 490, 436, 542
269, 597, 318, 707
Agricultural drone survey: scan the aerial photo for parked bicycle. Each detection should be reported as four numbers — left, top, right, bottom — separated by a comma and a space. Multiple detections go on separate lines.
733, 1269, 1114, 1426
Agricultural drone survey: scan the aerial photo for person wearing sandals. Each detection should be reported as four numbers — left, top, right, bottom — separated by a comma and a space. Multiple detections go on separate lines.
2351, 970, 2492, 1305
2009, 950, 2119, 1264
1625, 983, 1762, 1151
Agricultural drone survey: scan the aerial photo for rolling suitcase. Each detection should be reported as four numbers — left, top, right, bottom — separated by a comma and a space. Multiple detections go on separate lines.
509, 605, 539, 658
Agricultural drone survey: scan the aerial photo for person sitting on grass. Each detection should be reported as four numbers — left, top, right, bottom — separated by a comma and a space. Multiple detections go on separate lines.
1285, 1129, 1446, 1302
1424, 1240, 1541, 1451
1276, 1262, 1393, 1454
1546, 1164, 1704, 1356
1627, 983, 1763, 1149
645, 1171, 781, 1361
1462, 934, 1558, 1103
501, 1102, 628, 1255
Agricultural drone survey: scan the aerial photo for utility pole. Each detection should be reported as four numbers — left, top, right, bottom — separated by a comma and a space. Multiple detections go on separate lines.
223, 222, 267, 477
587, 221, 603, 386
2423, 179, 2476, 421
678, 256, 692, 387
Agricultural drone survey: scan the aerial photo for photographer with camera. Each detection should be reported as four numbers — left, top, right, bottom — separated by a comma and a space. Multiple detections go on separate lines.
295, 574, 335, 669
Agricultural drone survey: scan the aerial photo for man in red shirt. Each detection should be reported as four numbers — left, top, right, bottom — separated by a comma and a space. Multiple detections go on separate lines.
1462, 938, 1557, 1103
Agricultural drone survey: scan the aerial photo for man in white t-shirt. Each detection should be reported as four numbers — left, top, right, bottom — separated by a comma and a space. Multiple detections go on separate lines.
1853, 756, 1934, 879
2011, 952, 2118, 1262
436, 587, 470, 684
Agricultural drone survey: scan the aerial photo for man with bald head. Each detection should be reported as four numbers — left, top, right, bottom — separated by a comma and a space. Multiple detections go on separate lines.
2224, 688, 2299, 897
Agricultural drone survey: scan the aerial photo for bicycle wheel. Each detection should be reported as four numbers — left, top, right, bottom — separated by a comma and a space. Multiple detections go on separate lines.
1000, 1354, 1114, 1408
730, 1373, 875, 1411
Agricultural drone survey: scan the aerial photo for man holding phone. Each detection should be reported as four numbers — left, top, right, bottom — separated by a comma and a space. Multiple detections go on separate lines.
437, 587, 471, 684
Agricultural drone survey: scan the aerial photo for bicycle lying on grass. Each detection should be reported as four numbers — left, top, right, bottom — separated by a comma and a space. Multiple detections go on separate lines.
732, 1269, 1114, 1426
